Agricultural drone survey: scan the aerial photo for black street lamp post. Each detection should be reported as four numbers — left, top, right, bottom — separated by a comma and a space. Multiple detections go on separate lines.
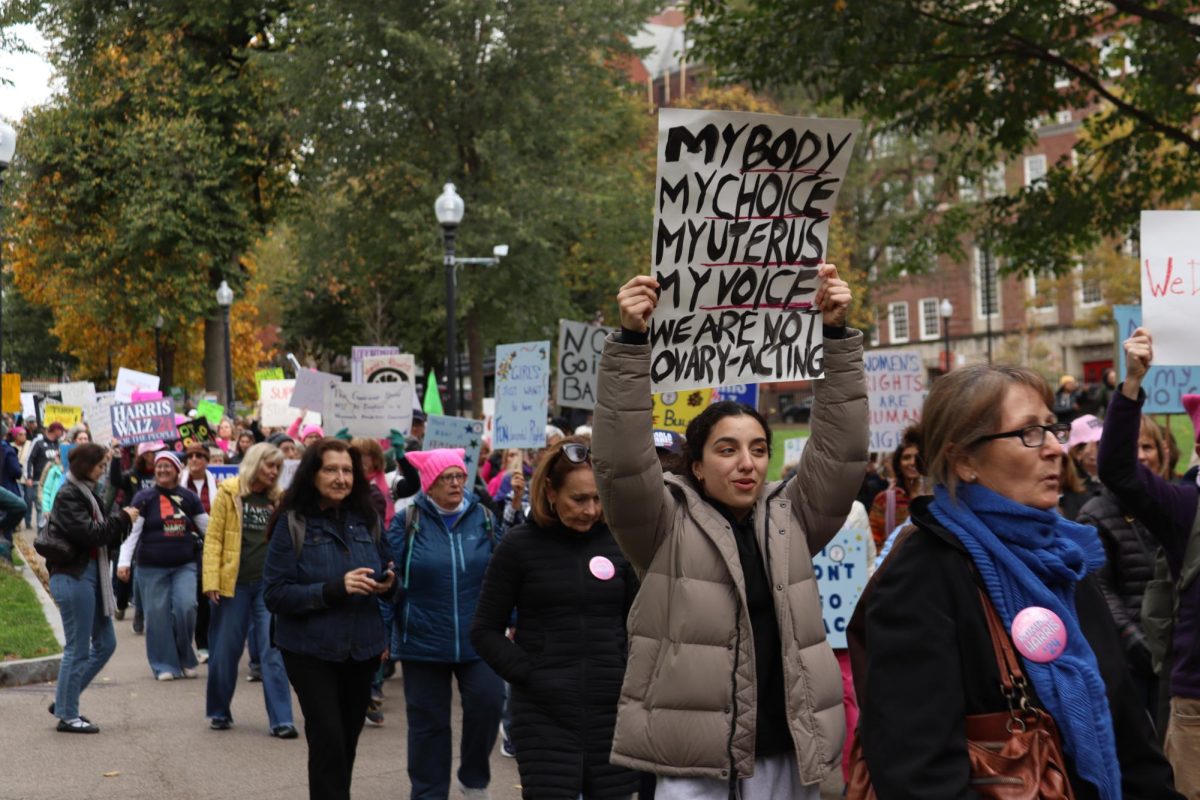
939, 298, 954, 374
434, 183, 464, 417
154, 314, 164, 377
216, 281, 234, 410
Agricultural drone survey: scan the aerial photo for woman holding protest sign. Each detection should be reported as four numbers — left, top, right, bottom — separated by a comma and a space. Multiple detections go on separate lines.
849, 359, 1177, 798
592, 265, 868, 798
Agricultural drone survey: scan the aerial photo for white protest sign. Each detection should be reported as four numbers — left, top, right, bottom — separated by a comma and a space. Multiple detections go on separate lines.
323, 382, 414, 438
290, 369, 341, 414
556, 320, 615, 410
494, 341, 550, 449
865, 350, 925, 452
20, 392, 36, 421
260, 379, 321, 428
84, 391, 117, 446
279, 459, 300, 491
362, 353, 415, 385
783, 435, 808, 468
648, 108, 860, 393
1140, 210, 1200, 366
53, 381, 97, 409
351, 346, 399, 384
115, 367, 160, 403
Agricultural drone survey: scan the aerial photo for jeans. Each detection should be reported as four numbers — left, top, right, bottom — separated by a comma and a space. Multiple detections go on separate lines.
402, 659, 504, 799
0, 485, 26, 551
22, 482, 36, 528
137, 562, 198, 677
206, 580, 293, 728
282, 649, 378, 800
49, 560, 117, 720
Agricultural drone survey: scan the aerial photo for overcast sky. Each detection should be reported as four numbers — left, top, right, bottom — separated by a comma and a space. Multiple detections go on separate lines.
0, 24, 55, 124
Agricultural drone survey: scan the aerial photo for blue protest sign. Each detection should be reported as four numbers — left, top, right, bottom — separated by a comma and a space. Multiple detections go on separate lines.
209, 465, 239, 482
424, 415, 486, 490
716, 384, 759, 408
494, 341, 551, 449
812, 525, 871, 648
1113, 305, 1200, 414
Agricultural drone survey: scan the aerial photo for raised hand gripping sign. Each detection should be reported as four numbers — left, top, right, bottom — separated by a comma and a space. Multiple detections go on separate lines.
649, 108, 859, 393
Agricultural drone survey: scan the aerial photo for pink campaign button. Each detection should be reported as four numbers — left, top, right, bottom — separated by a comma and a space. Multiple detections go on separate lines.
1011, 607, 1068, 663
589, 556, 616, 581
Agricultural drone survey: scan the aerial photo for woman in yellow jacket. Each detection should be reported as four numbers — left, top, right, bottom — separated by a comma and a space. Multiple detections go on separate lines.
202, 442, 297, 737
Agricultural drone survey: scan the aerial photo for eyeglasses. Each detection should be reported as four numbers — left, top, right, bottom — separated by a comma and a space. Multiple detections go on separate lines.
187, 453, 208, 461
561, 443, 591, 464
437, 472, 468, 485
974, 423, 1072, 449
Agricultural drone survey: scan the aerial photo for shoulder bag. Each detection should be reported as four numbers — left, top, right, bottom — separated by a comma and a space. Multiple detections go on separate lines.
846, 585, 1076, 799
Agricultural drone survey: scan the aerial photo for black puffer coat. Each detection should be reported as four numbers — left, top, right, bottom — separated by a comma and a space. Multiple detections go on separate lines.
1077, 487, 1159, 677
470, 519, 640, 799
48, 478, 134, 578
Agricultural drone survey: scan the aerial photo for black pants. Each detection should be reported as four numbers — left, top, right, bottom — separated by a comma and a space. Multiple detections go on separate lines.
282, 649, 379, 800
193, 554, 209, 650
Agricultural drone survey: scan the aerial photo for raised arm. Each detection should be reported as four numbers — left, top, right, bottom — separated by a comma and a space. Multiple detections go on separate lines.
784, 264, 869, 554
592, 275, 673, 573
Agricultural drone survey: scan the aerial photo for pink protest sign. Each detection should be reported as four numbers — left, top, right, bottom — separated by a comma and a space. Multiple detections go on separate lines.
1011, 606, 1067, 664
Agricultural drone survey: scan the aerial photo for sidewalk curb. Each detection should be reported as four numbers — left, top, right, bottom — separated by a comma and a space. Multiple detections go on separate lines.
0, 550, 65, 689
19, 555, 66, 647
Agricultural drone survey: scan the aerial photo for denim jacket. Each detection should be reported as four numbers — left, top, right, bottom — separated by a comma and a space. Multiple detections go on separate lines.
264, 507, 394, 662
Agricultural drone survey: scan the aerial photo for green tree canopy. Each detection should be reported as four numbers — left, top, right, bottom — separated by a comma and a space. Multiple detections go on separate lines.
690, 0, 1200, 274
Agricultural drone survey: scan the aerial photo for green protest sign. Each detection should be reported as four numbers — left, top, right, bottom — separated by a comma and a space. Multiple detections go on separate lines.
255, 368, 285, 397
197, 399, 225, 427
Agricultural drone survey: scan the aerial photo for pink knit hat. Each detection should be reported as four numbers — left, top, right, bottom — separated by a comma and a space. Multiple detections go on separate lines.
1182, 395, 1200, 443
299, 424, 325, 441
406, 448, 468, 493
1063, 414, 1103, 453
154, 451, 182, 472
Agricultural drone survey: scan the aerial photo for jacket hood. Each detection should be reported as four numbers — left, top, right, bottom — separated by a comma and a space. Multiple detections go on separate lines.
413, 489, 481, 519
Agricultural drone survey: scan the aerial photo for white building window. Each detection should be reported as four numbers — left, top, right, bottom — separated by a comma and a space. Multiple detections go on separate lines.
983, 163, 1006, 198
975, 247, 1000, 318
869, 313, 881, 347
919, 297, 941, 341
1055, 109, 1073, 125
1027, 273, 1057, 309
889, 302, 910, 344
1078, 265, 1103, 307
1024, 154, 1047, 186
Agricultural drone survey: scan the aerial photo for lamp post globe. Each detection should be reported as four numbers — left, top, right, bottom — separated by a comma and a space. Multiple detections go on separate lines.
434, 183, 464, 416
215, 280, 235, 410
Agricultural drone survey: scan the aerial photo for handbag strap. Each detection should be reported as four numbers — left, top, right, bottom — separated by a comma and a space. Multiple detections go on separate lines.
976, 586, 1038, 723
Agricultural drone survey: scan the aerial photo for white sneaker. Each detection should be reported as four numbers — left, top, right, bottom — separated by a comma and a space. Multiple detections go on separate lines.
197, 649, 209, 664
182, 667, 199, 679
156, 672, 175, 681
456, 780, 490, 799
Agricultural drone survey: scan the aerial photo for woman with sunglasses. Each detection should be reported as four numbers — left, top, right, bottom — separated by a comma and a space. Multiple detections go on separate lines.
470, 437, 639, 799
385, 448, 506, 800
850, 364, 1176, 798
593, 267, 868, 799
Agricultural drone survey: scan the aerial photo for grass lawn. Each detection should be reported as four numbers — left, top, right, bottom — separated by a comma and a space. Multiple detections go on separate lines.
0, 552, 60, 661
1148, 412, 1196, 477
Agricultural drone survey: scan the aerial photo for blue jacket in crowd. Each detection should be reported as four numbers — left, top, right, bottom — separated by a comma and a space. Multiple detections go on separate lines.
387, 491, 499, 663
264, 507, 395, 663
1, 442, 22, 496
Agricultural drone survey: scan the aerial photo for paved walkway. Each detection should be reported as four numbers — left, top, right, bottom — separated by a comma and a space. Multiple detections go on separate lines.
1, 567, 844, 800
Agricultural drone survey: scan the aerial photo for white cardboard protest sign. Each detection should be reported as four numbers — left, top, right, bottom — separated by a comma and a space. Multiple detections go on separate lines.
53, 381, 97, 409
648, 109, 859, 393
865, 350, 925, 452
290, 369, 341, 414
494, 341, 550, 449
556, 320, 615, 410
783, 435, 808, 468
351, 346, 399, 384
1140, 210, 1200, 366
84, 391, 117, 446
361, 353, 415, 385
115, 367, 160, 403
260, 379, 321, 429
323, 382, 414, 438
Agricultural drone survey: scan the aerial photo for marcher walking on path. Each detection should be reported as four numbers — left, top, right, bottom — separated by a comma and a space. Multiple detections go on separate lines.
46, 443, 138, 733
592, 266, 867, 799
264, 438, 395, 800
387, 447, 506, 800
851, 361, 1178, 798
471, 436, 640, 800
203, 442, 296, 738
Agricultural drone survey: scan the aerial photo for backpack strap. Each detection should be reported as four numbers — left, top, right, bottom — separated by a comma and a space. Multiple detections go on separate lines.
287, 510, 307, 558
402, 505, 419, 588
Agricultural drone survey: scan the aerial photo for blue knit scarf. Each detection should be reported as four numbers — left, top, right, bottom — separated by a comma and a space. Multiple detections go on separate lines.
929, 483, 1120, 800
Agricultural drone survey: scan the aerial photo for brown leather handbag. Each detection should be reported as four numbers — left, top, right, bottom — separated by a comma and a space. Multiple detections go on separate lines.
846, 587, 1076, 799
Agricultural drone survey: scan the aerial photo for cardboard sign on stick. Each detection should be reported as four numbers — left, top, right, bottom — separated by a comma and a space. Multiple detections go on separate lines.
291, 369, 341, 414
865, 350, 925, 452
424, 416, 486, 489
1140, 210, 1200, 366
648, 108, 860, 392
115, 367, 160, 403
109, 398, 176, 445
556, 321, 615, 410
323, 382, 414, 438
494, 342, 550, 449
351, 346, 399, 384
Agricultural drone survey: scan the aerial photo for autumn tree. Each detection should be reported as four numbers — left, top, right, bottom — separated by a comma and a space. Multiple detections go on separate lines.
266, 0, 656, 413
689, 0, 1200, 276
4, 1, 290, 399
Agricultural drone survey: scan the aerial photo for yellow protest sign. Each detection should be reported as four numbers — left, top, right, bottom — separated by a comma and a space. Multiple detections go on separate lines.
43, 403, 83, 428
1, 374, 20, 414
651, 388, 716, 433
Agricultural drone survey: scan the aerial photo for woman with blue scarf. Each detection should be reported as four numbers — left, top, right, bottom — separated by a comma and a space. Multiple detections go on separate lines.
853, 364, 1178, 799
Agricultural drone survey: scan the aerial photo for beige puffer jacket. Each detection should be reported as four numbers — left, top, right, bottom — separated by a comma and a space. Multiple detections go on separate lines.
592, 331, 869, 785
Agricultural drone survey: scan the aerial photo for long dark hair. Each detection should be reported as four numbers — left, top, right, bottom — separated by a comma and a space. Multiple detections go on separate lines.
683, 401, 773, 491
890, 424, 925, 497
268, 439, 375, 537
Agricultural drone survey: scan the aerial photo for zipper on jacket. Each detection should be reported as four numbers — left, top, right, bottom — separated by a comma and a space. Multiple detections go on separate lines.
402, 602, 411, 644
726, 590, 742, 795
449, 529, 461, 661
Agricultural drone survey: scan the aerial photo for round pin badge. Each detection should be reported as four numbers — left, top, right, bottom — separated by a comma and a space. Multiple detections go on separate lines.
589, 556, 616, 581
1011, 606, 1068, 663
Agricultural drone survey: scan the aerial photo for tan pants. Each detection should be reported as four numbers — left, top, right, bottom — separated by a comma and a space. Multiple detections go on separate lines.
1165, 696, 1200, 799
